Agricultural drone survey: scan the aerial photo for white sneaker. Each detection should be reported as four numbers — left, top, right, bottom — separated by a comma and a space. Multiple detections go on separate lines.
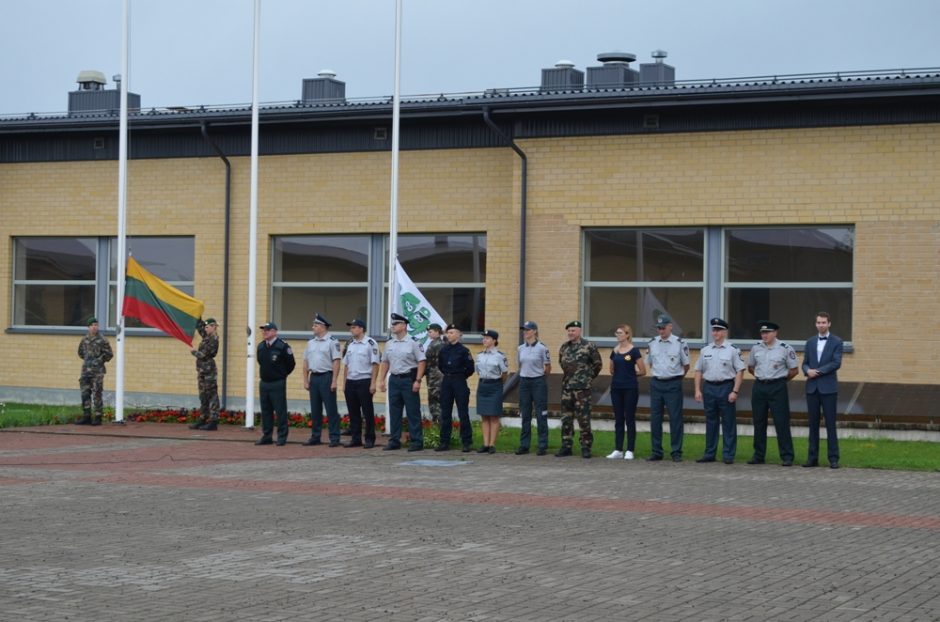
624, 451, 635, 460
606, 450, 624, 459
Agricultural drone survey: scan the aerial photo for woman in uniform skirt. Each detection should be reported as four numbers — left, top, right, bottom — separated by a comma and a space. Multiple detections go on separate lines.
475, 329, 509, 453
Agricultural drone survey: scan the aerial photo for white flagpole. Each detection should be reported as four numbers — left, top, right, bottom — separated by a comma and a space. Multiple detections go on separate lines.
114, 0, 130, 424
385, 0, 403, 435
245, 0, 261, 428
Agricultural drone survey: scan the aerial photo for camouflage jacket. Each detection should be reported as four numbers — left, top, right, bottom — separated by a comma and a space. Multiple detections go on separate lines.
424, 337, 444, 379
558, 338, 602, 390
78, 333, 113, 374
192, 322, 219, 374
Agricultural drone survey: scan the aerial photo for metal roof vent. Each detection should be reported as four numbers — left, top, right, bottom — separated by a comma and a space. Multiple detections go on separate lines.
69, 69, 140, 115
540, 60, 584, 92
640, 50, 675, 86
302, 69, 346, 104
76, 70, 107, 91
587, 52, 639, 89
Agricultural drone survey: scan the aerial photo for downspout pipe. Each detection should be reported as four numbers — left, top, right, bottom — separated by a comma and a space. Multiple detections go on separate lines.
482, 106, 527, 344
200, 122, 232, 410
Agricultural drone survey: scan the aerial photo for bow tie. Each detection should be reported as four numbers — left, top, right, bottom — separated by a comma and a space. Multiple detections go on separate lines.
819, 336, 828, 341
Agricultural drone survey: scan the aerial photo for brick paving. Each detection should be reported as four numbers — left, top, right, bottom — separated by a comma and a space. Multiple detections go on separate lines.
0, 423, 938, 622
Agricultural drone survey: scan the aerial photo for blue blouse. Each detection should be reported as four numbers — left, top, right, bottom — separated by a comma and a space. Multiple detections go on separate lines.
609, 346, 642, 390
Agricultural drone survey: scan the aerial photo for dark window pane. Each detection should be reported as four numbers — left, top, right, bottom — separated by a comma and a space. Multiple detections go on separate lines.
587, 229, 704, 282
272, 287, 368, 333
110, 237, 195, 281
274, 236, 369, 282
13, 284, 95, 326
725, 287, 853, 341
585, 286, 703, 340
397, 234, 487, 282
726, 227, 854, 283
15, 238, 97, 280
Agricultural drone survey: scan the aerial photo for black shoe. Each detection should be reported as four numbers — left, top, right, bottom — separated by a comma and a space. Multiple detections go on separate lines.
646, 455, 663, 462
488, 446, 496, 454
275, 440, 287, 446
829, 462, 840, 469
696, 457, 716, 463
301, 438, 321, 446
202, 422, 218, 431
514, 447, 529, 455
476, 446, 490, 454
581, 448, 592, 459
188, 422, 205, 430
802, 461, 819, 468
407, 445, 423, 452
255, 438, 273, 446
75, 416, 92, 425
536, 448, 547, 456
746, 457, 764, 465
363, 441, 375, 449
328, 441, 341, 448
434, 444, 450, 452
555, 447, 572, 457
91, 417, 102, 426
781, 460, 793, 467
343, 440, 362, 448
382, 443, 401, 451
461, 445, 472, 453
672, 455, 682, 462
723, 458, 734, 464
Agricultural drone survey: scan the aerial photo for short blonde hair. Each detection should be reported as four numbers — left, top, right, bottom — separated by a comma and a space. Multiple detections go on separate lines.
615, 324, 633, 338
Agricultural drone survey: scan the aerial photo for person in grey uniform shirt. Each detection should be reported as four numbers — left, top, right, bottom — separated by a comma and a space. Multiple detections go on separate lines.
747, 320, 799, 466
515, 321, 552, 456
342, 318, 381, 448
378, 312, 427, 451
302, 313, 342, 447
645, 314, 690, 462
693, 317, 745, 464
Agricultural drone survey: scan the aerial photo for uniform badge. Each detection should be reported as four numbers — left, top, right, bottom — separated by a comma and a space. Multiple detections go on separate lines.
624, 354, 632, 361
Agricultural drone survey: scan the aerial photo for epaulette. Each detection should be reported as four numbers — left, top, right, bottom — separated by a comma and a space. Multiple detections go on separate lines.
367, 338, 376, 345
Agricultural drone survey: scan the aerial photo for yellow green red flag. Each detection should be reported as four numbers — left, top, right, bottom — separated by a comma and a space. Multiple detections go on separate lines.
123, 256, 205, 346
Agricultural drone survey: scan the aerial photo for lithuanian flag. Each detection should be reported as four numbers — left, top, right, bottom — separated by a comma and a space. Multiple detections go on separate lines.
123, 256, 205, 346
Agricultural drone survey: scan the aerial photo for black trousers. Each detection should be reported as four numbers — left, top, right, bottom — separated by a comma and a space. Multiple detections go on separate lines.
260, 378, 289, 443
439, 375, 472, 446
345, 378, 376, 445
751, 380, 793, 462
806, 390, 839, 463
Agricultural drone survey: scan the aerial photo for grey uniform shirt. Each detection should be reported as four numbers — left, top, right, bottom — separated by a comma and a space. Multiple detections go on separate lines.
645, 334, 690, 378
747, 340, 798, 380
382, 335, 426, 374
476, 348, 509, 380
695, 342, 746, 381
517, 341, 551, 378
303, 334, 341, 373
343, 336, 380, 381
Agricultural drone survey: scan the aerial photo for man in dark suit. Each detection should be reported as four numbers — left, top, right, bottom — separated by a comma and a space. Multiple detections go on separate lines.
801, 311, 843, 469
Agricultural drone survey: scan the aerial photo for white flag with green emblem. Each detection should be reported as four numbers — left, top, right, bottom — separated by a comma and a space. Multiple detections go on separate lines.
393, 260, 447, 346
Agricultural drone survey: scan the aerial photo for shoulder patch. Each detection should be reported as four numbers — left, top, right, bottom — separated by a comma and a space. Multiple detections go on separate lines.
367, 338, 376, 345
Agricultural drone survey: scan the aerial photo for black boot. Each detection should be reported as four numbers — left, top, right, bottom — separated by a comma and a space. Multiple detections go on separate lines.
75, 414, 92, 425
202, 422, 218, 431
91, 416, 102, 426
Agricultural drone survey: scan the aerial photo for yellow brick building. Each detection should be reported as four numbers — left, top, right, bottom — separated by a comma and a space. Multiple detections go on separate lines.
2, 67, 939, 413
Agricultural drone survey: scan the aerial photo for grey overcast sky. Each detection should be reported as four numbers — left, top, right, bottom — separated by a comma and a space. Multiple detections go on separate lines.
2, 0, 940, 115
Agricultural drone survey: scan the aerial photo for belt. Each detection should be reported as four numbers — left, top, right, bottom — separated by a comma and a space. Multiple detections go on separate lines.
654, 376, 684, 381
391, 372, 415, 379
443, 373, 466, 378
757, 377, 785, 384
705, 379, 733, 385
479, 378, 501, 384
309, 371, 331, 377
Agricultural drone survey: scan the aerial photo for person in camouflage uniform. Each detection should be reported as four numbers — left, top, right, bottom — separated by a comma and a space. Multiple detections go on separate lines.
76, 317, 113, 426
556, 320, 602, 458
423, 323, 444, 424
189, 318, 220, 431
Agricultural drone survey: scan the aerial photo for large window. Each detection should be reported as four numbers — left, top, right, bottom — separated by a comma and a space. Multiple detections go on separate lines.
12, 237, 98, 327
583, 226, 854, 344
584, 229, 704, 339
270, 233, 486, 334
724, 227, 853, 340
11, 236, 195, 331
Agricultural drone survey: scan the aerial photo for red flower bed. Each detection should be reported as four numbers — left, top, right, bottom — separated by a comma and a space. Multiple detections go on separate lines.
126, 408, 388, 432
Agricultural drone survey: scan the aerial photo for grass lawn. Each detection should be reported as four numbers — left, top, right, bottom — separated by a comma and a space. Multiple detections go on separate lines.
1, 402, 937, 471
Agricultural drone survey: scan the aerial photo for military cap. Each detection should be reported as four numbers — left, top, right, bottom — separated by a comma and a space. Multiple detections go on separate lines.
259, 321, 278, 330
86, 316, 98, 326
390, 312, 409, 325
655, 314, 673, 327
428, 323, 443, 332
204, 318, 218, 326
312, 312, 331, 328
482, 329, 499, 340
565, 320, 582, 329
345, 318, 366, 329
520, 321, 539, 331
709, 317, 729, 330
758, 320, 780, 332
445, 323, 460, 331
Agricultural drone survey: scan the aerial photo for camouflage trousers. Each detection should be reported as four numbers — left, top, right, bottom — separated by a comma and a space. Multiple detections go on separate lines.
79, 370, 105, 417
196, 372, 220, 423
560, 386, 593, 450
426, 372, 442, 424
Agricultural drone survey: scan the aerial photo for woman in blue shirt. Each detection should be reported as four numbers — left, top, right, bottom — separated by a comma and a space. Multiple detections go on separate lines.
607, 324, 646, 460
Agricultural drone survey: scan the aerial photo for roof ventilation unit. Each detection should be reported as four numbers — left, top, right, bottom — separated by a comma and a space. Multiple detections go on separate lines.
540, 60, 584, 92
587, 52, 639, 89
639, 50, 675, 85
302, 69, 346, 103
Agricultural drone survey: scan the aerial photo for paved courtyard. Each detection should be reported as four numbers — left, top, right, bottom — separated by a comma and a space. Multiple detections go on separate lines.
1, 424, 938, 622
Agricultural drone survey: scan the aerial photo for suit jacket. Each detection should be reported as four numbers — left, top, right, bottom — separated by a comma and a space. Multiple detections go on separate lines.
802, 334, 843, 395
